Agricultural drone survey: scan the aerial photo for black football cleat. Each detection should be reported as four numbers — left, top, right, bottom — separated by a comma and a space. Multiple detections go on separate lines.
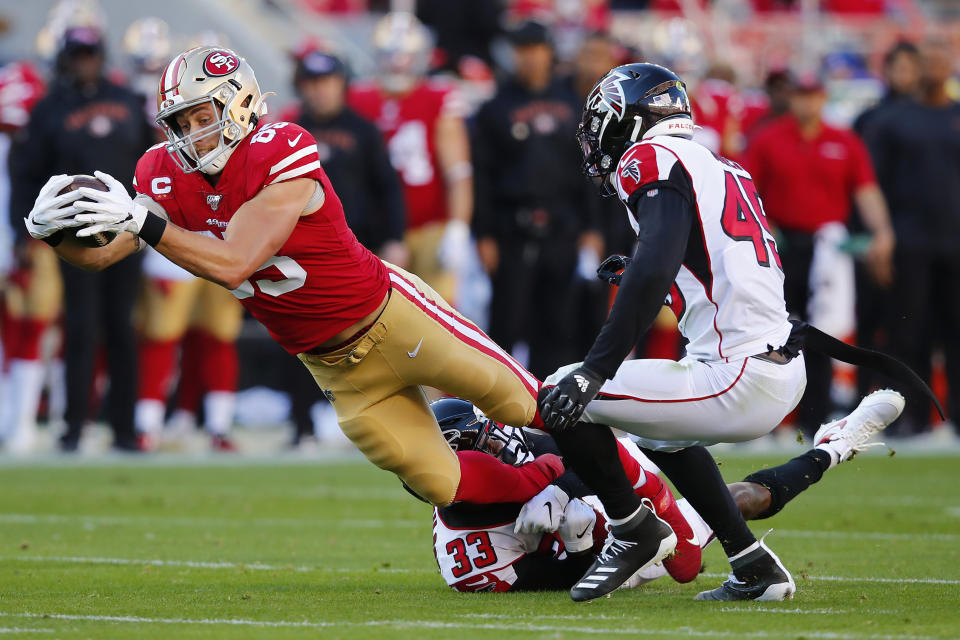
695, 537, 795, 601
570, 502, 677, 602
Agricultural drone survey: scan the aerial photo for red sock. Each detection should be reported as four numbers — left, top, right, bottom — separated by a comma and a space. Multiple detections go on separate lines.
201, 335, 237, 392
615, 439, 646, 488
138, 339, 179, 400
453, 450, 564, 504
176, 329, 206, 413
8, 318, 46, 360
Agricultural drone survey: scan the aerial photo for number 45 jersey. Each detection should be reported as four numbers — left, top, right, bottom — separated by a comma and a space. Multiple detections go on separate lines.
613, 135, 792, 362
133, 120, 390, 354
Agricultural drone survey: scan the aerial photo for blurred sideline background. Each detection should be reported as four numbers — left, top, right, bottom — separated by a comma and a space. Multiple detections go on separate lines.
1, 0, 958, 458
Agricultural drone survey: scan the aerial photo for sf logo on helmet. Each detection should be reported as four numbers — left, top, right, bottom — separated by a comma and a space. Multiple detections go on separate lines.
587, 70, 630, 121
204, 51, 239, 77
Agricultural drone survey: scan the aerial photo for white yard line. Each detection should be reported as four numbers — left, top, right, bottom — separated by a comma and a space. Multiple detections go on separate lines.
0, 629, 54, 634
701, 572, 959, 585
0, 555, 420, 574
3, 555, 956, 585
775, 529, 959, 542
0, 513, 421, 529
0, 612, 941, 640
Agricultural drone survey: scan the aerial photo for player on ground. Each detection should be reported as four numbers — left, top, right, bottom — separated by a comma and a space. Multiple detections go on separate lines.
24, 46, 547, 509
429, 390, 903, 592
536, 62, 940, 602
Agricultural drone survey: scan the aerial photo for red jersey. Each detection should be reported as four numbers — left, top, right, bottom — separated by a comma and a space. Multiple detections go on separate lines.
348, 80, 464, 230
743, 115, 876, 233
133, 120, 389, 354
691, 78, 744, 157
0, 61, 45, 132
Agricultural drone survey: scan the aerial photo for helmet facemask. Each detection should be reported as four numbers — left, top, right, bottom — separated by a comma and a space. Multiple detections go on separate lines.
157, 83, 251, 175
441, 414, 533, 466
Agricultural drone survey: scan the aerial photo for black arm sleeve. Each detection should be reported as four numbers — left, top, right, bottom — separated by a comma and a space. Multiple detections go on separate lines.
364, 123, 406, 244
527, 432, 599, 499
510, 551, 596, 591
582, 185, 694, 380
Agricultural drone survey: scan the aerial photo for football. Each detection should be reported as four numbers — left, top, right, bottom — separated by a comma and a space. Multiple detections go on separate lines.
59, 174, 117, 248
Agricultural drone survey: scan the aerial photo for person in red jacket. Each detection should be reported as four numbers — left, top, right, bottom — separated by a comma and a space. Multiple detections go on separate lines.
743, 72, 895, 437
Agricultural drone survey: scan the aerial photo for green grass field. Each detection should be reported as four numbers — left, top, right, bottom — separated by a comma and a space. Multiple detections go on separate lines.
0, 451, 958, 639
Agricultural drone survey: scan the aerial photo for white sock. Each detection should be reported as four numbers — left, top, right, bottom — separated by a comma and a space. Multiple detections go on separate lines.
728, 540, 760, 563
135, 399, 166, 435
608, 505, 643, 528
204, 391, 235, 436
814, 442, 841, 469
6, 359, 45, 452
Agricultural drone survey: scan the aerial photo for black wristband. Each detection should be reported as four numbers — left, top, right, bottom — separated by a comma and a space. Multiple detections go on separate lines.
139, 211, 167, 247
41, 230, 64, 247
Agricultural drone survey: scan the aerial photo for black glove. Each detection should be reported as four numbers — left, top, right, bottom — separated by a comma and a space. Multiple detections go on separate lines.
596, 254, 632, 286
538, 366, 605, 432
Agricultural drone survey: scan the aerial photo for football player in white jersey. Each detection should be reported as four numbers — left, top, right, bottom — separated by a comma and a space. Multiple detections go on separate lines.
535, 63, 937, 603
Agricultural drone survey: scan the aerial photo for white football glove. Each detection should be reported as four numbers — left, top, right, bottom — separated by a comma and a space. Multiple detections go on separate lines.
73, 171, 148, 238
558, 498, 598, 553
24, 174, 86, 239
437, 219, 470, 273
514, 484, 569, 535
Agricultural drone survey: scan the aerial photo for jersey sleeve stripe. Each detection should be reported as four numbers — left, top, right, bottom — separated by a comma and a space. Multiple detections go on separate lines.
268, 144, 319, 176
267, 160, 322, 185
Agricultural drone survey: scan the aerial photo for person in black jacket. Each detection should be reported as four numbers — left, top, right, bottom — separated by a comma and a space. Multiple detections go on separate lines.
472, 22, 601, 379
10, 26, 155, 451
292, 51, 407, 266
862, 39, 960, 436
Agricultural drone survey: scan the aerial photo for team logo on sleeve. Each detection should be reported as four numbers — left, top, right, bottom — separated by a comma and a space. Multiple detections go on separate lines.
620, 158, 642, 183
586, 69, 629, 121
203, 51, 239, 77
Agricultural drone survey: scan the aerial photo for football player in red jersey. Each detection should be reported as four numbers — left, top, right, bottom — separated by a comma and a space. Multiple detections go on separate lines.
348, 12, 473, 304
25, 46, 543, 508
0, 59, 56, 454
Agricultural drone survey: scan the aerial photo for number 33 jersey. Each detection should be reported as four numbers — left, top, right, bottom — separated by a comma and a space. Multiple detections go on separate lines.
613, 135, 792, 362
133, 120, 390, 354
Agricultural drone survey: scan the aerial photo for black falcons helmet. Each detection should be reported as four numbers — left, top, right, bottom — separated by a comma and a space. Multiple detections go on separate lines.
432, 398, 532, 466
577, 62, 693, 195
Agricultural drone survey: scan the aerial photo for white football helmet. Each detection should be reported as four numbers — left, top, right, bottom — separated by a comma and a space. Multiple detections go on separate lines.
155, 47, 269, 175
371, 12, 432, 94
123, 17, 171, 73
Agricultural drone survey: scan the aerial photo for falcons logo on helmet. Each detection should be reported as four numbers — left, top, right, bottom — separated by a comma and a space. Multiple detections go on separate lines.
586, 69, 630, 121
620, 158, 642, 182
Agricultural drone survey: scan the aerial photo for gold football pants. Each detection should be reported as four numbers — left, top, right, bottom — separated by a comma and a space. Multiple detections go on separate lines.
298, 263, 539, 506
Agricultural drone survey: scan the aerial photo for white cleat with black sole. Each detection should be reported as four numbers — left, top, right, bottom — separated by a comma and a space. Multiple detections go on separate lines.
695, 536, 795, 601
814, 389, 905, 468
570, 501, 677, 602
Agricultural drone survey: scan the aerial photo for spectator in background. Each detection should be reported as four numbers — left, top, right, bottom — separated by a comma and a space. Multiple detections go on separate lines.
292, 51, 407, 264
349, 12, 473, 307
472, 21, 600, 378
852, 41, 920, 403
864, 39, 960, 437
742, 69, 793, 144
744, 72, 894, 438
417, 0, 502, 74
10, 26, 154, 452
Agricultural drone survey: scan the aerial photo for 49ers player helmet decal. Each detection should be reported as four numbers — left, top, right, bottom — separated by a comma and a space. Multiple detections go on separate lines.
577, 62, 693, 195
156, 46, 270, 174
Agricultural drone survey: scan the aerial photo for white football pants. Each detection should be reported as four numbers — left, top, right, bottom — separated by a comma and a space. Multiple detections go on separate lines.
546, 354, 807, 452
